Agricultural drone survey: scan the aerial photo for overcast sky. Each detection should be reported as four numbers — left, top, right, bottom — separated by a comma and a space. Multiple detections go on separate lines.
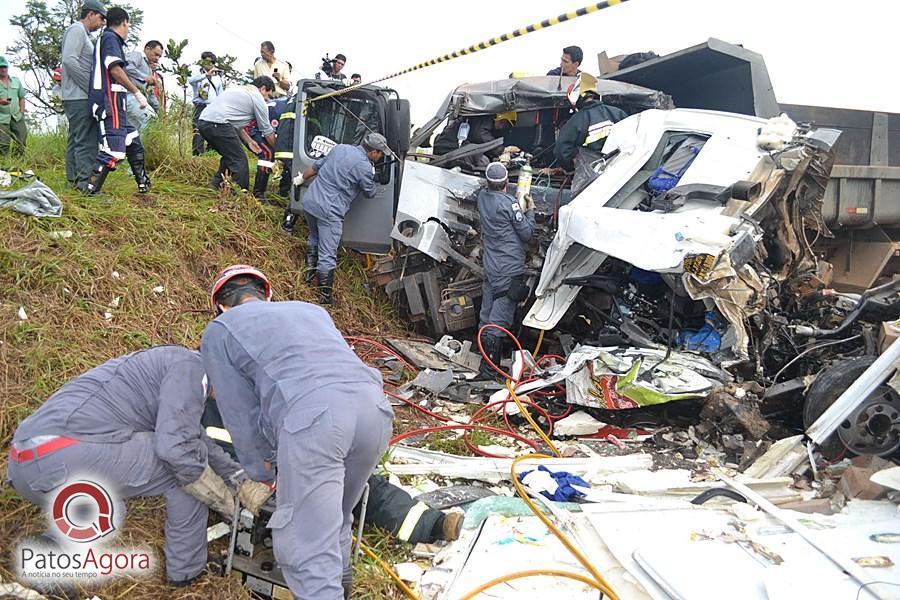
2, 0, 898, 126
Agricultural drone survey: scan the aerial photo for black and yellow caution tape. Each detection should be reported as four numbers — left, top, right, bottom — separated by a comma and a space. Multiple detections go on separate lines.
304, 0, 629, 109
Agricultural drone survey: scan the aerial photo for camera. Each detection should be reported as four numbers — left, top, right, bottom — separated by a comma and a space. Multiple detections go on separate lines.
320, 54, 334, 76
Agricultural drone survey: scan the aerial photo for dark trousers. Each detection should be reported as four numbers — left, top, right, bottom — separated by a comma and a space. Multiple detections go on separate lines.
191, 103, 207, 156
0, 118, 27, 155
64, 100, 99, 186
198, 120, 250, 191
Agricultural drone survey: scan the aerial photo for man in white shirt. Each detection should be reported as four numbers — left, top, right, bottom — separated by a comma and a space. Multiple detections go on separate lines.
198, 77, 275, 192
253, 41, 291, 98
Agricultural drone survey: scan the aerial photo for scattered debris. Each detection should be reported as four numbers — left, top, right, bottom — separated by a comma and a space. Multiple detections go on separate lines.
16, 306, 27, 321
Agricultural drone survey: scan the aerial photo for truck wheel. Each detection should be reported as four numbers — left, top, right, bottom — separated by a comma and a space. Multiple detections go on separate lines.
803, 356, 900, 459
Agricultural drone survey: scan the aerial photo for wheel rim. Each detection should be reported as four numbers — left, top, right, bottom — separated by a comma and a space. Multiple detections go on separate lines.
838, 386, 900, 456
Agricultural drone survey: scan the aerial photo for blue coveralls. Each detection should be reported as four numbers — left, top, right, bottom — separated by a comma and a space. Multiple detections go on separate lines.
477, 188, 535, 339
6, 346, 239, 582
303, 144, 377, 272
200, 300, 394, 600
88, 28, 143, 169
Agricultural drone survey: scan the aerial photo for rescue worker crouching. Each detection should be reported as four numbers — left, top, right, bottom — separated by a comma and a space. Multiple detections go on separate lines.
203, 265, 394, 599
476, 162, 535, 379
5, 346, 271, 587
555, 73, 627, 192
294, 132, 391, 305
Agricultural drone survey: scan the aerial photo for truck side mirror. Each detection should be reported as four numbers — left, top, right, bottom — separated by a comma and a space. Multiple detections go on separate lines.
375, 155, 394, 185
386, 99, 411, 155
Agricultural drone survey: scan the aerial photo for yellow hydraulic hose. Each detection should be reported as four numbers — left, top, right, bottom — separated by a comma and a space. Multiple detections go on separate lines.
507, 379, 560, 457
457, 569, 606, 599
358, 539, 419, 599
533, 328, 545, 357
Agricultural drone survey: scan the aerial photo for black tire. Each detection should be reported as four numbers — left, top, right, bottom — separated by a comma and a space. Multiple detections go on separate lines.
803, 356, 876, 459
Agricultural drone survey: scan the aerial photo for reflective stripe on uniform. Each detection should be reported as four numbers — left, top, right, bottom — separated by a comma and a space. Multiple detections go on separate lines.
206, 426, 232, 443
397, 501, 430, 541
274, 151, 294, 159
280, 112, 296, 120
583, 120, 614, 146
257, 160, 276, 168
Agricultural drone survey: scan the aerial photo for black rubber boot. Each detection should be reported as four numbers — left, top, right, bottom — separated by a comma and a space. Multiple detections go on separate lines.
278, 163, 292, 196
128, 152, 151, 193
317, 269, 335, 305
252, 168, 270, 200
85, 164, 112, 195
478, 335, 503, 380
282, 211, 298, 233
304, 247, 318, 283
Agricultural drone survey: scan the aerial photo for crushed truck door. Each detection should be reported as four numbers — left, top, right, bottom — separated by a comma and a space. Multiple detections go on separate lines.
287, 81, 399, 254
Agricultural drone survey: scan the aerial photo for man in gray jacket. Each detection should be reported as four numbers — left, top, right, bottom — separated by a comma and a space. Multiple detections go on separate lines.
202, 264, 394, 599
124, 40, 164, 131
476, 162, 535, 378
60, 0, 106, 189
6, 346, 271, 586
295, 132, 391, 304
199, 77, 275, 192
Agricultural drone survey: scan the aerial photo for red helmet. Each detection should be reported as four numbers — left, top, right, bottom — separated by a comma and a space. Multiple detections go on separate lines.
210, 264, 272, 314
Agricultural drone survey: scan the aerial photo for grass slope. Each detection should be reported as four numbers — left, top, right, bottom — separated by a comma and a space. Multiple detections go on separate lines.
0, 129, 408, 598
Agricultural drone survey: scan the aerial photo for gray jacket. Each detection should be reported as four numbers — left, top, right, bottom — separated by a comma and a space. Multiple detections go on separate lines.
12, 346, 239, 486
303, 144, 377, 221
477, 188, 535, 291
124, 50, 151, 89
200, 300, 384, 482
60, 21, 93, 101
198, 86, 274, 135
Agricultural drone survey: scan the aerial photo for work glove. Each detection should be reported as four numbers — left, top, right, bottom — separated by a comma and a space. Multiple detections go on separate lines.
292, 172, 305, 186
238, 479, 275, 516
134, 91, 148, 109
522, 193, 535, 212
181, 464, 235, 519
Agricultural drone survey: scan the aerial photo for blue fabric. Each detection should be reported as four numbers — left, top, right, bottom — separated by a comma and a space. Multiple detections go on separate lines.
518, 465, 590, 502
646, 144, 701, 196
677, 311, 722, 353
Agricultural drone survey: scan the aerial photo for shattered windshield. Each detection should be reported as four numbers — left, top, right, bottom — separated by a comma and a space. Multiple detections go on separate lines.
304, 95, 382, 155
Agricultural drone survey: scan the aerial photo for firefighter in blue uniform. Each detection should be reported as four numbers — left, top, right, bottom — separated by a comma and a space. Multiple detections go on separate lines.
84, 7, 151, 195
476, 162, 535, 379
242, 98, 288, 200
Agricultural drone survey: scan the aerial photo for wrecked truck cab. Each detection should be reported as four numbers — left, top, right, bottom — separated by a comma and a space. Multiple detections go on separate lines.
524, 107, 841, 363
379, 76, 671, 335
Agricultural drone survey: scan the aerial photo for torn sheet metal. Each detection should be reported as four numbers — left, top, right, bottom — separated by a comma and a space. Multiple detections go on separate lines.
683, 253, 765, 360
548, 206, 741, 273
437, 514, 622, 600
583, 499, 900, 600
383, 445, 653, 483
391, 160, 482, 261
564, 346, 730, 409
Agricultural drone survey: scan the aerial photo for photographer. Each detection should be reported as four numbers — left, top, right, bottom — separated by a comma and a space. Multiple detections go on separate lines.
253, 41, 291, 98
188, 51, 223, 155
315, 52, 347, 82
